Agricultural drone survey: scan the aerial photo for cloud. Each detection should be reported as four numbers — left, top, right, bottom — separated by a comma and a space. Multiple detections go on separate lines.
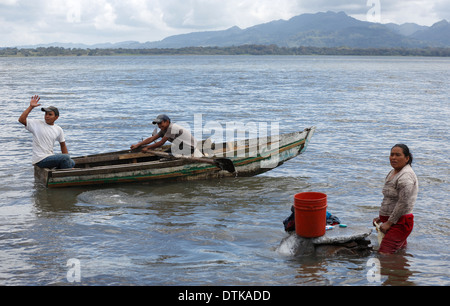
370, 0, 449, 25
0, 0, 449, 47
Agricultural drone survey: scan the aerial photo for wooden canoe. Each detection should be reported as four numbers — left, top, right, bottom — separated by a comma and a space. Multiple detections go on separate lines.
34, 127, 315, 188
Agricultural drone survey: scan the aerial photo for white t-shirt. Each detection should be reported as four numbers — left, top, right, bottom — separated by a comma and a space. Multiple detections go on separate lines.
157, 123, 198, 156
25, 119, 65, 164
157, 123, 197, 148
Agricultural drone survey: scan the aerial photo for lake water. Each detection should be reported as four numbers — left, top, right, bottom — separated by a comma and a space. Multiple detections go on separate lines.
0, 55, 449, 286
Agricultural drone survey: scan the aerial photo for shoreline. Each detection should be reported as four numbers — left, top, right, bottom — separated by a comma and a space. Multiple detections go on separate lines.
1, 45, 450, 58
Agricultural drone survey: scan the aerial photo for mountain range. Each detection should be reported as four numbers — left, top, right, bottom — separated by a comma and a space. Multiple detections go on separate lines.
20, 11, 450, 49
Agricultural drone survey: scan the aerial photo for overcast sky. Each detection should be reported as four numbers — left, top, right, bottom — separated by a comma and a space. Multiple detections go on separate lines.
1, 0, 449, 47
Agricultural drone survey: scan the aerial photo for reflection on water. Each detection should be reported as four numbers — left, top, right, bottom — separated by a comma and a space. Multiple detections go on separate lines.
33, 184, 80, 213
378, 253, 416, 286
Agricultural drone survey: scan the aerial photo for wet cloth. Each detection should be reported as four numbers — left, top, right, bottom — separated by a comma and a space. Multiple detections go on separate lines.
326, 211, 341, 225
378, 214, 414, 254
283, 206, 296, 232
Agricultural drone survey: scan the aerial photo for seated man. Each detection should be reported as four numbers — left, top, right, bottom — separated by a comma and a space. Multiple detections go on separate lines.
130, 114, 201, 157
19, 95, 75, 169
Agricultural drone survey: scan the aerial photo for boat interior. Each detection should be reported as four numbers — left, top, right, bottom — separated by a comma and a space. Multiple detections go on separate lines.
72, 137, 272, 169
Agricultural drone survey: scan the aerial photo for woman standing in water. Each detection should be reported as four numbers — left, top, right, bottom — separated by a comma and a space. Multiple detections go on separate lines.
373, 144, 418, 254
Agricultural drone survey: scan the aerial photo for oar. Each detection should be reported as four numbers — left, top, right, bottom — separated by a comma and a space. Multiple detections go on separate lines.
146, 150, 236, 173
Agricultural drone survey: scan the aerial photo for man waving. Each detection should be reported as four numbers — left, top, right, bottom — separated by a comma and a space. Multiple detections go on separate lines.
19, 95, 75, 169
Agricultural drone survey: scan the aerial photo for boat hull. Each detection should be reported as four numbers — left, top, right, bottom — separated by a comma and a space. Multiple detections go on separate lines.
34, 127, 315, 188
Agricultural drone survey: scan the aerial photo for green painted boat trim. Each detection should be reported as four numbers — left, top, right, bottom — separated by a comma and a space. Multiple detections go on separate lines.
47, 163, 216, 187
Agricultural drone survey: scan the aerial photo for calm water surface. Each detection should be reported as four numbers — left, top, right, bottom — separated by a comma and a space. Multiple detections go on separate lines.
0, 55, 449, 286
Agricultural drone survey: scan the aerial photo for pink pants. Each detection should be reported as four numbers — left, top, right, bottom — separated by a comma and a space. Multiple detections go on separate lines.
379, 214, 414, 254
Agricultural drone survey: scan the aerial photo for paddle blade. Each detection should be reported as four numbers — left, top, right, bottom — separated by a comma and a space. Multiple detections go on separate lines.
214, 158, 235, 173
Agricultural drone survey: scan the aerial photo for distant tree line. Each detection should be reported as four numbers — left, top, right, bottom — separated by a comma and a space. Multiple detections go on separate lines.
1, 45, 450, 57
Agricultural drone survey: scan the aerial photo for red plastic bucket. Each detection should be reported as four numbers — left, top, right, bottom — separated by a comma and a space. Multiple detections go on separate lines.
294, 192, 327, 238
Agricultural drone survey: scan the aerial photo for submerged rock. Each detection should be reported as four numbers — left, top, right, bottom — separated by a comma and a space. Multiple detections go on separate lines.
278, 226, 373, 257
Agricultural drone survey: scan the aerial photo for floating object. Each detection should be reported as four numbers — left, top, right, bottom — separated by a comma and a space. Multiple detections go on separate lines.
326, 225, 334, 230
374, 221, 385, 245
339, 224, 347, 228
34, 127, 315, 188
294, 192, 327, 238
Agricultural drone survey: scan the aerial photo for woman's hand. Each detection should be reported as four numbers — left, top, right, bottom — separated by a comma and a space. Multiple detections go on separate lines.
380, 221, 393, 234
373, 217, 380, 226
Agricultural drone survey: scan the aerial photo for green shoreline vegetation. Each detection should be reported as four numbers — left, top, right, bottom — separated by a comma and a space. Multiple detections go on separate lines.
1, 45, 450, 57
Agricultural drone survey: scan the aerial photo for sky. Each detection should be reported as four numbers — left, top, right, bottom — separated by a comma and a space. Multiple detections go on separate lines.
1, 0, 449, 47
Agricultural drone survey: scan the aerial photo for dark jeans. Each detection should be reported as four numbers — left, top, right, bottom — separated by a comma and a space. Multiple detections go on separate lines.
36, 154, 76, 169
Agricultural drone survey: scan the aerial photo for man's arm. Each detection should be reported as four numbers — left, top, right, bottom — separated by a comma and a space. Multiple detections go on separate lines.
18, 95, 41, 126
141, 136, 168, 152
60, 142, 69, 154
130, 134, 160, 150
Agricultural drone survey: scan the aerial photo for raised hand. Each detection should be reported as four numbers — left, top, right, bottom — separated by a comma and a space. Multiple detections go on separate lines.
30, 95, 41, 108
19, 95, 42, 126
